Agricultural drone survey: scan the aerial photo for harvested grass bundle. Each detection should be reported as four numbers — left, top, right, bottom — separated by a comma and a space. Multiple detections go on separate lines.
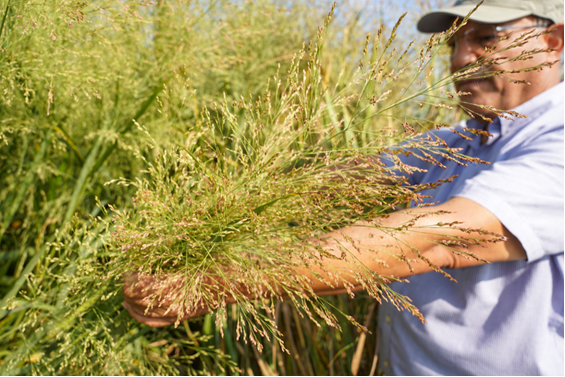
111, 3, 536, 352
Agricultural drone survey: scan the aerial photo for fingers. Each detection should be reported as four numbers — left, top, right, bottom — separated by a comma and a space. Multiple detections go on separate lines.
122, 272, 183, 326
121, 271, 215, 326
123, 296, 179, 318
122, 272, 162, 298
122, 301, 211, 327
122, 301, 178, 327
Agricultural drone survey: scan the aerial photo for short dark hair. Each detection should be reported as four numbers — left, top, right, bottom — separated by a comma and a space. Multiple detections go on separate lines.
527, 16, 553, 27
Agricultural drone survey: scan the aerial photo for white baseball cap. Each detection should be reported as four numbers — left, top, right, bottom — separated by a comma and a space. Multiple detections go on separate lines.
417, 0, 564, 33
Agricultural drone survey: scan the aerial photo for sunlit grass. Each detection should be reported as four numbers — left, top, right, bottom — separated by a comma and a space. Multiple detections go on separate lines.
0, 0, 551, 375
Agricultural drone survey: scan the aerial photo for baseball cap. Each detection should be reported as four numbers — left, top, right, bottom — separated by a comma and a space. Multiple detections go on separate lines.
417, 0, 564, 33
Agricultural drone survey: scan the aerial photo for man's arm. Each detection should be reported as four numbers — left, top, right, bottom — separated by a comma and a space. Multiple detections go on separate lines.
122, 196, 526, 327
297, 196, 526, 294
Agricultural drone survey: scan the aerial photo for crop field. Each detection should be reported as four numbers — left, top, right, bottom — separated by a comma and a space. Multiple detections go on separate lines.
0, 0, 511, 375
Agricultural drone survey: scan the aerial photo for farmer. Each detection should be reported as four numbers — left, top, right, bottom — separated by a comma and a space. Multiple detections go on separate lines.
123, 0, 564, 374
374, 0, 564, 374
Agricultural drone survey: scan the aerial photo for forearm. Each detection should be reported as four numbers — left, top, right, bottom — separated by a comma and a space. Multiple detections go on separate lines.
292, 223, 448, 295
294, 197, 526, 295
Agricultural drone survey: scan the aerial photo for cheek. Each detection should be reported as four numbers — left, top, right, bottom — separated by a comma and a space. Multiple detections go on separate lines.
450, 61, 456, 74
497, 39, 547, 71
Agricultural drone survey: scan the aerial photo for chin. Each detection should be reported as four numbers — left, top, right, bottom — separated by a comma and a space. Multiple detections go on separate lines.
456, 79, 484, 92
456, 77, 496, 97
458, 98, 500, 123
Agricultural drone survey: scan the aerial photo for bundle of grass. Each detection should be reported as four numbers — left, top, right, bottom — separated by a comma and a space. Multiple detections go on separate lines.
109, 3, 546, 352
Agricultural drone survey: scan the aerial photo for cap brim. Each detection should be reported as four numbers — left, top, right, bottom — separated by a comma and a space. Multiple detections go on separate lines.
417, 5, 532, 33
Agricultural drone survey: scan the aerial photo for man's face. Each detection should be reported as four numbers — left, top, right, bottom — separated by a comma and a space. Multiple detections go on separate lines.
449, 17, 555, 121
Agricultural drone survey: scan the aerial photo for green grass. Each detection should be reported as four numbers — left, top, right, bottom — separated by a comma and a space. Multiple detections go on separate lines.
0, 0, 534, 374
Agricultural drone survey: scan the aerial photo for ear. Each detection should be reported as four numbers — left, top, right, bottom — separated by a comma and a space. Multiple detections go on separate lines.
545, 23, 564, 56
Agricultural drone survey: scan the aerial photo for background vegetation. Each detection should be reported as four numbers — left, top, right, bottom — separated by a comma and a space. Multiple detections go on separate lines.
0, 0, 458, 375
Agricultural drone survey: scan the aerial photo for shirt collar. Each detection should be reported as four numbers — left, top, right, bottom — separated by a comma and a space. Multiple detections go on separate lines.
464, 81, 564, 149
464, 117, 498, 150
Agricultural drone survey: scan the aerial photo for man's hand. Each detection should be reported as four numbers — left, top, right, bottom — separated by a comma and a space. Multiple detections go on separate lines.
122, 273, 209, 327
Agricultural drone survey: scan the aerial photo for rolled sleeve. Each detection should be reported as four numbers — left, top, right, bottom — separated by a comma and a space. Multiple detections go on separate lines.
452, 126, 564, 261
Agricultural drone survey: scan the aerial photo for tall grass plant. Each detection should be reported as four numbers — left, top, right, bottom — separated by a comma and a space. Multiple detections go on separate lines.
0, 0, 553, 374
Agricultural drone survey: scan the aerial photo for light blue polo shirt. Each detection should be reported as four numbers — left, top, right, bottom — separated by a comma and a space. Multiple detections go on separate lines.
378, 82, 564, 375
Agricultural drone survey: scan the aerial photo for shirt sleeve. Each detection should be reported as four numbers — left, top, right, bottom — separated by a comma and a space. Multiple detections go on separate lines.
452, 125, 564, 262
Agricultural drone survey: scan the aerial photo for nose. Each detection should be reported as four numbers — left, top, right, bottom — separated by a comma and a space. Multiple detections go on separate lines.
450, 38, 480, 74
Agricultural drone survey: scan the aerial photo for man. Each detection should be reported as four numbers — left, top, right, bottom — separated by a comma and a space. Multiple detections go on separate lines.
123, 0, 564, 374
374, 0, 564, 375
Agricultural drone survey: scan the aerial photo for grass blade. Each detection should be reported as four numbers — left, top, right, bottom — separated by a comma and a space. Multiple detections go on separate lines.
0, 242, 50, 320
0, 0, 11, 41
351, 302, 376, 376
53, 125, 84, 163
0, 130, 52, 243
63, 133, 104, 224
90, 84, 163, 175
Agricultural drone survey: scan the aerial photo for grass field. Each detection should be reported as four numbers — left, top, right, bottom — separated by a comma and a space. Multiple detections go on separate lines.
0, 0, 472, 375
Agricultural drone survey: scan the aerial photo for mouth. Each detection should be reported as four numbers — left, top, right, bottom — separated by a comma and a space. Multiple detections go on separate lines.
456, 78, 485, 92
